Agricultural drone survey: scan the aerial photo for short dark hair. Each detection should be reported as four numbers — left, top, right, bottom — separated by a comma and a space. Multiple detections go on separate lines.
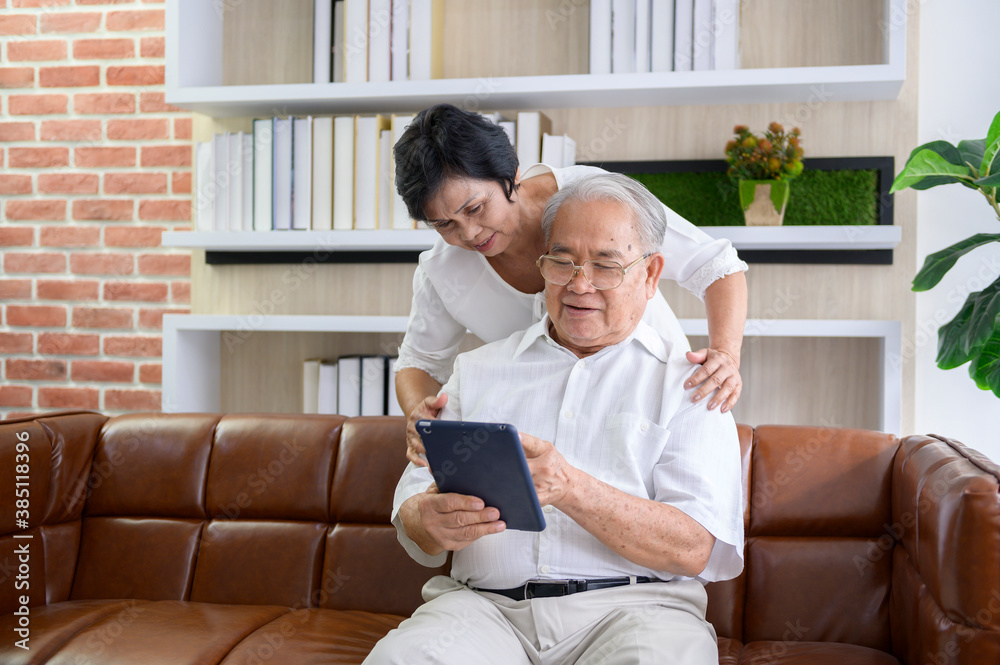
393, 104, 519, 223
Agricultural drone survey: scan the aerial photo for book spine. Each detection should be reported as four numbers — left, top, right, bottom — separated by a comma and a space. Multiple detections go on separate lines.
314, 0, 333, 83
252, 119, 274, 232
332, 115, 355, 230
589, 0, 612, 75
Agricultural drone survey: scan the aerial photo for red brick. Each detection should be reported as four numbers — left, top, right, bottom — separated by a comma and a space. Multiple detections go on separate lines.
40, 66, 100, 88
77, 0, 138, 3
174, 117, 192, 140
0, 122, 35, 141
0, 227, 34, 246
3, 252, 65, 273
138, 307, 187, 330
0, 280, 32, 299
38, 387, 99, 409
37, 279, 99, 300
73, 92, 135, 115
170, 281, 190, 303
72, 307, 133, 329
75, 146, 135, 167
8, 40, 66, 62
106, 9, 163, 31
139, 36, 164, 58
105, 388, 160, 411
138, 91, 180, 113
141, 146, 190, 167
5, 199, 67, 221
104, 335, 161, 357
73, 38, 134, 60
138, 253, 189, 276
0, 333, 33, 353
107, 118, 168, 140
71, 360, 134, 382
6, 305, 67, 327
0, 67, 34, 88
172, 171, 191, 194
104, 226, 163, 247
38, 173, 99, 194
12, 0, 72, 6
138, 362, 161, 384
8, 94, 67, 115
6, 358, 66, 380
69, 253, 134, 275
41, 119, 102, 141
37, 332, 99, 355
104, 282, 168, 302
0, 14, 37, 35
8, 146, 68, 167
139, 199, 190, 221
105, 173, 167, 194
40, 12, 101, 34
39, 226, 101, 247
0, 386, 33, 408
106, 65, 164, 86
0, 175, 32, 195
73, 199, 134, 221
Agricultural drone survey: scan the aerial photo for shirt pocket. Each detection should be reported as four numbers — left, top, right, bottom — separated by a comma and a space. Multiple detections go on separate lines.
600, 412, 671, 496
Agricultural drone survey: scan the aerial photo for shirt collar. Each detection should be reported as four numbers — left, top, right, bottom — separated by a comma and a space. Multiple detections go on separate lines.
513, 314, 670, 363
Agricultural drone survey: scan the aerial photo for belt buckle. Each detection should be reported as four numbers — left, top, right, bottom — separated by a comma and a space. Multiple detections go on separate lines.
524, 579, 586, 600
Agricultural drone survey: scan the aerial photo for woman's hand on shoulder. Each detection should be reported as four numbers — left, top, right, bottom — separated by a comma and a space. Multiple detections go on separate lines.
684, 348, 742, 413
405, 393, 449, 466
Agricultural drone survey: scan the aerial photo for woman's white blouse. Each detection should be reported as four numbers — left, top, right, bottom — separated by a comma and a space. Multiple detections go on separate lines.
395, 163, 748, 384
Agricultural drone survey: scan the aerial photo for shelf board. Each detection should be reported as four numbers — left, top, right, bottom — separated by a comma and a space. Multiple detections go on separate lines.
162, 226, 901, 253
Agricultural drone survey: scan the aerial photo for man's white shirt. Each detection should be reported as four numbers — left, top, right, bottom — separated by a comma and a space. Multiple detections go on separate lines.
392, 315, 745, 588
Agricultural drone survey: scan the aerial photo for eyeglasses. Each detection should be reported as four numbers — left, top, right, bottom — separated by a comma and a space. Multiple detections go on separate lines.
536, 254, 650, 290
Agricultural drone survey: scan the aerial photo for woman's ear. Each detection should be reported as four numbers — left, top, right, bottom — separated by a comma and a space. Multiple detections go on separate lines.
513, 167, 521, 187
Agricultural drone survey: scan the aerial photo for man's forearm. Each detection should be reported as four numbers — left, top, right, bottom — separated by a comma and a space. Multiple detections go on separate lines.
703, 271, 747, 363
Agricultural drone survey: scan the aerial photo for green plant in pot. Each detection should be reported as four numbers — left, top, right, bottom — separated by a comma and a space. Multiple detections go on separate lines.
725, 123, 804, 226
891, 109, 1000, 397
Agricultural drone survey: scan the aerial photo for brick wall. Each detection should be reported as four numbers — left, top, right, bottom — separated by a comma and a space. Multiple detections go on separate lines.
0, 0, 192, 419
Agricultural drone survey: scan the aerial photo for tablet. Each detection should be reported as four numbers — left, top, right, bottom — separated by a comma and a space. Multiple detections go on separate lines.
417, 420, 546, 532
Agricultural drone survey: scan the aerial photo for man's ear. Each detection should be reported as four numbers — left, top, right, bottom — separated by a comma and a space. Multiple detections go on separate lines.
644, 252, 665, 299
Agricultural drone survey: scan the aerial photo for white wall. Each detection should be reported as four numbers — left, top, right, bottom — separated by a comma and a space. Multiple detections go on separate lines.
916, 0, 1000, 462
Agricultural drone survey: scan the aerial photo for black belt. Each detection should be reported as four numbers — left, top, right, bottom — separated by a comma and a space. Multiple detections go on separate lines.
478, 576, 657, 601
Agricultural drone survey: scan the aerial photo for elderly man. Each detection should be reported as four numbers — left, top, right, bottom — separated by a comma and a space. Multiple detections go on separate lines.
366, 173, 744, 665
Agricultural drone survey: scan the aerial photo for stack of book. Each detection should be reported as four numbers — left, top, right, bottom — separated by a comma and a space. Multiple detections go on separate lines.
313, 0, 443, 84
590, 0, 740, 74
303, 355, 405, 417
194, 110, 573, 232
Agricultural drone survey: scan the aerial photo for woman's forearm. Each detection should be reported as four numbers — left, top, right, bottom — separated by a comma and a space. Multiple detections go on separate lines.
395, 367, 443, 417
703, 271, 748, 364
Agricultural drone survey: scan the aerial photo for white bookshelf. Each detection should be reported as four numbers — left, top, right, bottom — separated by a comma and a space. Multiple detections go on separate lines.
162, 314, 902, 434
165, 0, 907, 117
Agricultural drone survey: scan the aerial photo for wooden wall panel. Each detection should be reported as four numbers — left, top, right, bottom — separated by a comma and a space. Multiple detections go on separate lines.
221, 0, 314, 86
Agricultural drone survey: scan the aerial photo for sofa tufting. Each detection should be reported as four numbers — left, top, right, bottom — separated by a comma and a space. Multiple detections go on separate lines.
1, 411, 998, 664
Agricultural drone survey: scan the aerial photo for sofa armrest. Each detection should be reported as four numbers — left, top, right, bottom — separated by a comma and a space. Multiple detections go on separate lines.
891, 434, 1000, 664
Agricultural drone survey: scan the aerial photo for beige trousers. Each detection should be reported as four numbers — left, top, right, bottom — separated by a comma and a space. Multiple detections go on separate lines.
364, 576, 718, 665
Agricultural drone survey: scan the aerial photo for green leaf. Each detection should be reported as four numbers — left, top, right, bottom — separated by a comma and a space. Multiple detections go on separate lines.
961, 276, 1000, 356
969, 330, 1000, 397
938, 298, 976, 369
973, 172, 1000, 187
912, 233, 1000, 291
959, 138, 986, 170
890, 147, 975, 193
980, 110, 1000, 177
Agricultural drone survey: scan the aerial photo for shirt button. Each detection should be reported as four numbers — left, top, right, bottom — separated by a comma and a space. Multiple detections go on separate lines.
544, 505, 554, 513
640, 422, 649, 432
563, 410, 573, 419
540, 565, 551, 574
577, 360, 586, 369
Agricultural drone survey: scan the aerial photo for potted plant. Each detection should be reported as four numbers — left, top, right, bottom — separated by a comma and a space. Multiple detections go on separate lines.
725, 122, 804, 226
891, 110, 1000, 397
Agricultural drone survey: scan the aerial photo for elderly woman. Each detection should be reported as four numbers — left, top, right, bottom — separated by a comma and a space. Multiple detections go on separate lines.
393, 104, 748, 463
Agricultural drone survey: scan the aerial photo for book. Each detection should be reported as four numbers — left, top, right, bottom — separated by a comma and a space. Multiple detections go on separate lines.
713, 0, 740, 71
303, 358, 322, 414
589, 0, 612, 75
241, 132, 253, 231
378, 128, 393, 229
354, 114, 390, 230
390, 114, 415, 229
611, 0, 635, 74
387, 357, 404, 416
562, 134, 577, 168
337, 356, 362, 417
360, 355, 388, 416
333, 115, 355, 230
332, 0, 345, 82
409, 0, 443, 80
252, 118, 274, 232
272, 118, 293, 230
541, 133, 565, 168
292, 116, 313, 230
212, 133, 229, 232
314, 0, 333, 83
317, 360, 339, 414
692, 0, 713, 71
344, 0, 368, 83
499, 120, 516, 147
194, 141, 214, 232
312, 116, 334, 231
635, 0, 652, 73
368, 0, 391, 83
673, 0, 694, 72
515, 111, 552, 169
650, 0, 675, 72
390, 0, 409, 80
228, 133, 242, 231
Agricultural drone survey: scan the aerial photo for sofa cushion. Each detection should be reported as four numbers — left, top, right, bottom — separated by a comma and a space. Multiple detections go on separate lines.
738, 640, 900, 664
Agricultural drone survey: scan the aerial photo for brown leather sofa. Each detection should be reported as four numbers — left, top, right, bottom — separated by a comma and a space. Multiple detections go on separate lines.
1, 411, 998, 664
